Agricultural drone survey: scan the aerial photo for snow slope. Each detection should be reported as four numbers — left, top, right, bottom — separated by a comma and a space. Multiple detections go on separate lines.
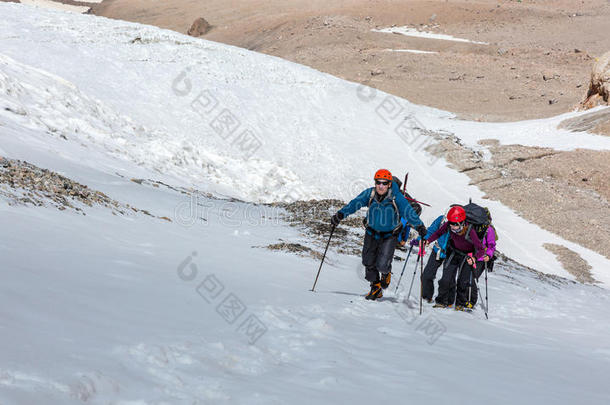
2, 113, 610, 404
1, 4, 610, 404
1, 3, 608, 283
19, 0, 91, 14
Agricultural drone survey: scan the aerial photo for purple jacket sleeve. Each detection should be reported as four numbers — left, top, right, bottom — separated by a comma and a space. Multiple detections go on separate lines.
427, 221, 448, 243
484, 226, 496, 257
469, 228, 486, 260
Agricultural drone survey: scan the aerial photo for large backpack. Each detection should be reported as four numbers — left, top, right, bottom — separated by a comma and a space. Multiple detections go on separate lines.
392, 175, 422, 215
404, 191, 422, 216
463, 202, 498, 242
366, 189, 422, 218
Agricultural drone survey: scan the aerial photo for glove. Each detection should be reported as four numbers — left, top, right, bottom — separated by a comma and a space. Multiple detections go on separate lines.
409, 239, 419, 247
416, 224, 427, 239
467, 253, 477, 268
330, 211, 344, 226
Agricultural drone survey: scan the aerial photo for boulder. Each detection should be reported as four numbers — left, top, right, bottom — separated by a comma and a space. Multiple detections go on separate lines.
581, 51, 610, 109
187, 17, 211, 37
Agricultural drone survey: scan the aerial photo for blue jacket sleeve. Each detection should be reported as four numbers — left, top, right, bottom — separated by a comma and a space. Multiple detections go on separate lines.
428, 221, 449, 243
392, 182, 423, 227
426, 216, 443, 239
338, 188, 372, 218
416, 215, 443, 241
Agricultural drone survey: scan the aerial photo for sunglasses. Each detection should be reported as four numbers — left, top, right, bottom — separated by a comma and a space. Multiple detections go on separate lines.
449, 222, 463, 227
375, 180, 390, 186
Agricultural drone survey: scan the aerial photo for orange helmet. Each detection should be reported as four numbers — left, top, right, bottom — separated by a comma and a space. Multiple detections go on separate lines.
374, 169, 392, 182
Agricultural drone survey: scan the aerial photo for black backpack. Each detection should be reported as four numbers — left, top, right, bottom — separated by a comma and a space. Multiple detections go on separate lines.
463, 202, 497, 241
390, 176, 422, 215
404, 191, 422, 216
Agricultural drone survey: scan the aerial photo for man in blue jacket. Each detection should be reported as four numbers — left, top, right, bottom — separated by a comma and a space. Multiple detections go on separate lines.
411, 214, 450, 303
331, 169, 427, 300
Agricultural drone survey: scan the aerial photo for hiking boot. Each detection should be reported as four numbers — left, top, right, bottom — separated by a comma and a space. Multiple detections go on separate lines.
380, 272, 392, 289
365, 282, 383, 300
433, 302, 448, 308
465, 302, 474, 309
424, 298, 433, 304
455, 305, 465, 311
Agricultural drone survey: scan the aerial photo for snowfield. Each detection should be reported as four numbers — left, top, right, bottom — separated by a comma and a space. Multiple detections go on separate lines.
18, 0, 91, 14
1, 3, 609, 282
2, 118, 610, 404
372, 26, 489, 45
1, 3, 610, 404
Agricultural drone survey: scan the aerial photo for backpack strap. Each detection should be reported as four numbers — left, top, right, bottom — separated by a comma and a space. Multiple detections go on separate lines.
365, 188, 401, 232
368, 188, 395, 207
390, 193, 399, 222
367, 188, 375, 207
387, 190, 403, 233
464, 224, 473, 243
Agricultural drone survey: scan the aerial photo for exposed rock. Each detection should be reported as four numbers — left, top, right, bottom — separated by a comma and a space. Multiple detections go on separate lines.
263, 242, 323, 260
558, 107, 610, 136
272, 198, 367, 257
0, 157, 117, 212
187, 17, 211, 37
425, 132, 610, 261
0, 157, 166, 221
543, 243, 596, 284
580, 51, 610, 109
542, 72, 560, 81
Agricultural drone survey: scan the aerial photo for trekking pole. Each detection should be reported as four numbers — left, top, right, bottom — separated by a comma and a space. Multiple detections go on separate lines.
419, 241, 426, 315
310, 224, 335, 292
406, 254, 421, 304
394, 245, 414, 294
484, 261, 489, 319
467, 253, 477, 308
455, 255, 468, 307
472, 276, 488, 319
468, 269, 473, 307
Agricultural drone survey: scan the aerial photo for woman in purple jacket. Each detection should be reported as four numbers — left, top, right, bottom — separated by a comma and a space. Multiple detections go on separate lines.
426, 205, 485, 310
481, 225, 496, 274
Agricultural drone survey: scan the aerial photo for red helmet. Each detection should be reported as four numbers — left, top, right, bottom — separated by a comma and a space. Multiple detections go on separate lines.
374, 169, 392, 181
447, 205, 466, 223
